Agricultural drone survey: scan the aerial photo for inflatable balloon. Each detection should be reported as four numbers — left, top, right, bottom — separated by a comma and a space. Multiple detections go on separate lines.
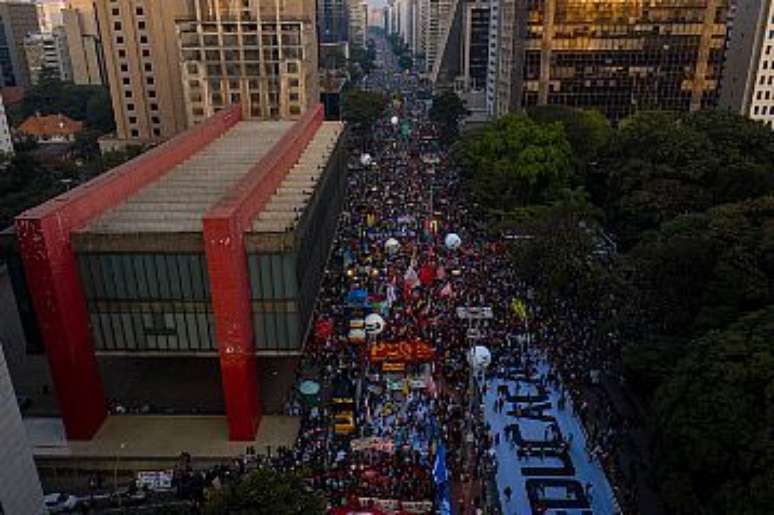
390, 115, 399, 126
364, 313, 386, 335
360, 153, 372, 166
467, 345, 492, 371
384, 238, 400, 254
444, 233, 462, 250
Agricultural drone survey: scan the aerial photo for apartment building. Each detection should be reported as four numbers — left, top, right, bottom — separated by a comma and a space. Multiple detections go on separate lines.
348, 0, 368, 49
24, 28, 72, 83
177, 0, 318, 125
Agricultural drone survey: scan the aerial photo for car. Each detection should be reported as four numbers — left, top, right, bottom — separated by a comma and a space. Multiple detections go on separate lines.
334, 411, 355, 435
44, 493, 79, 513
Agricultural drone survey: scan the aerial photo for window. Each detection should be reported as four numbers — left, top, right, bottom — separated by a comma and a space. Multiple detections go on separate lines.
144, 63, 152, 72
138, 21, 146, 30
148, 90, 156, 98
151, 116, 160, 124
118, 49, 126, 58
128, 116, 137, 124
152, 128, 161, 136
131, 129, 139, 137
146, 76, 155, 85
124, 90, 132, 98
142, 49, 150, 57
150, 103, 158, 111
127, 103, 135, 111
114, 21, 122, 31
116, 36, 124, 44
140, 35, 148, 44
120, 63, 128, 72
136, 7, 144, 16
112, 8, 119, 16
122, 77, 130, 85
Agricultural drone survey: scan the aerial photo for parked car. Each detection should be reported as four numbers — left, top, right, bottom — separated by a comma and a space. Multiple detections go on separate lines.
44, 493, 78, 513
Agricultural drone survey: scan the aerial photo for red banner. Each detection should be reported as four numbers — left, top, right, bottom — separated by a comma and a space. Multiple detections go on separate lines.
369, 340, 435, 363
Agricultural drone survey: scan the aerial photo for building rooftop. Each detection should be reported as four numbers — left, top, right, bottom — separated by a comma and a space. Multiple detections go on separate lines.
83, 121, 293, 234
18, 113, 83, 138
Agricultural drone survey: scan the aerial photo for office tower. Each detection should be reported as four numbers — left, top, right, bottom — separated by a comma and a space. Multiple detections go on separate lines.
486, 0, 499, 115
95, 0, 189, 142
348, 0, 368, 49
318, 0, 348, 44
0, 1, 41, 87
0, 344, 44, 514
493, 0, 730, 121
24, 28, 72, 83
61, 0, 105, 85
177, 0, 319, 125
719, 0, 774, 126
0, 94, 13, 154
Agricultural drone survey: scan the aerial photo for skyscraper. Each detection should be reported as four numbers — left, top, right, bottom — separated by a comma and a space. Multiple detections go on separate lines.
493, 0, 730, 121
0, 1, 41, 87
719, 0, 774, 126
24, 28, 72, 83
348, 0, 368, 49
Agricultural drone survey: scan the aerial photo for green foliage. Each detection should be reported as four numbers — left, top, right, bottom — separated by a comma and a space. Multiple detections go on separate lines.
203, 468, 325, 515
455, 114, 573, 212
601, 110, 774, 248
7, 73, 115, 133
429, 91, 468, 144
651, 307, 774, 515
526, 105, 612, 164
341, 88, 387, 129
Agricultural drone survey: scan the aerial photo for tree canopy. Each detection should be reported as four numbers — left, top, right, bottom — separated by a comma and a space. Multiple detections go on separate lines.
341, 89, 387, 129
454, 114, 573, 212
429, 91, 468, 144
203, 468, 325, 515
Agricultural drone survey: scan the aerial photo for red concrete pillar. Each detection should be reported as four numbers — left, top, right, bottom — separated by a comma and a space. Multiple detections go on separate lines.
203, 217, 260, 441
15, 217, 106, 440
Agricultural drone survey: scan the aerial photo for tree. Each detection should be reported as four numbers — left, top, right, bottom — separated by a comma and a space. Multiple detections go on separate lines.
651, 307, 774, 515
429, 91, 469, 144
203, 468, 325, 515
341, 88, 387, 130
454, 114, 573, 212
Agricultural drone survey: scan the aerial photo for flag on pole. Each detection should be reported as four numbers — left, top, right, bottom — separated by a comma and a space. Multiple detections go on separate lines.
511, 298, 528, 321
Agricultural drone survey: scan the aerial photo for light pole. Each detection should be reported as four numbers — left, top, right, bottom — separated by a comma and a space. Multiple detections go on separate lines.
114, 442, 127, 507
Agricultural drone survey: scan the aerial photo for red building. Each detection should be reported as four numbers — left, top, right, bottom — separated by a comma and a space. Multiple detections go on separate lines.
5, 105, 347, 441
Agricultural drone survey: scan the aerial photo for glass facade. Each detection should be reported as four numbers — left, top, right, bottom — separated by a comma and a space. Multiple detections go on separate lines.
77, 253, 217, 352
501, 0, 729, 120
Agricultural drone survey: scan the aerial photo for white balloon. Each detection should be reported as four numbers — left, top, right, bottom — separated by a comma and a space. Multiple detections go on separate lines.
360, 153, 372, 166
467, 346, 492, 370
364, 313, 386, 335
444, 233, 462, 250
390, 116, 399, 126
384, 238, 400, 254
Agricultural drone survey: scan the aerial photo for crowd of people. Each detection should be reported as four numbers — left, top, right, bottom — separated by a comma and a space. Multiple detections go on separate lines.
172, 35, 634, 515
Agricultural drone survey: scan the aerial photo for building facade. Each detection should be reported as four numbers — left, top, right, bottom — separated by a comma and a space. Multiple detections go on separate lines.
37, 0, 67, 33
719, 0, 774, 126
62, 0, 106, 85
492, 0, 730, 121
348, 0, 368, 49
0, 343, 44, 515
177, 0, 319, 126
318, 0, 348, 44
24, 28, 73, 83
96, 0, 190, 142
10, 105, 347, 442
0, 94, 13, 154
0, 1, 41, 87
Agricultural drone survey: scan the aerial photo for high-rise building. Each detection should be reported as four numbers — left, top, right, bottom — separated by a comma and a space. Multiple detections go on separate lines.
422, 0, 453, 75
97, 0, 319, 143
61, 0, 105, 85
37, 0, 67, 32
95, 0, 189, 142
177, 0, 319, 125
719, 0, 774, 126
348, 0, 368, 49
493, 0, 730, 121
0, 94, 14, 154
0, 343, 44, 514
24, 27, 73, 83
0, 1, 41, 87
318, 0, 348, 44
